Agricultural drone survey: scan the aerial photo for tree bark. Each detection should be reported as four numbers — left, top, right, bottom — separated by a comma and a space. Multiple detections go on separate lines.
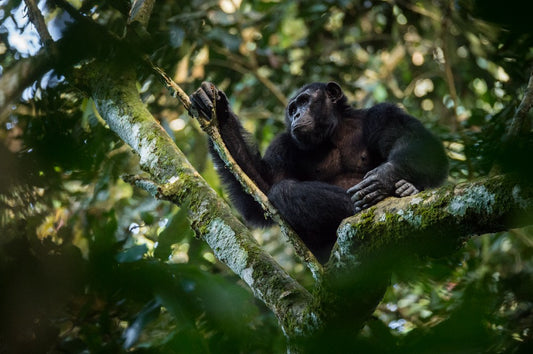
317, 175, 533, 343
332, 176, 533, 266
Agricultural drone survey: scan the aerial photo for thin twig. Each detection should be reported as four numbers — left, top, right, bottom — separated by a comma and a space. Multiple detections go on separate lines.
151, 65, 193, 110
128, 0, 155, 26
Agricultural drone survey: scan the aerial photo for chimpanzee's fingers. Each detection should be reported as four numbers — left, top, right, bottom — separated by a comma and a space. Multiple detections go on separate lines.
360, 190, 385, 205
347, 177, 376, 195
200, 82, 218, 101
399, 185, 418, 196
350, 182, 379, 203
394, 180, 410, 195
190, 88, 215, 118
353, 187, 380, 209
395, 179, 419, 197
354, 192, 386, 212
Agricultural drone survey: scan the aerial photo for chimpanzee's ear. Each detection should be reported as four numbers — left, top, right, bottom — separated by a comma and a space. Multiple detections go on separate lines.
326, 82, 343, 103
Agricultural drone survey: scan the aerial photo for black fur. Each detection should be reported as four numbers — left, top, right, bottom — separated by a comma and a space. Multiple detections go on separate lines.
191, 82, 448, 262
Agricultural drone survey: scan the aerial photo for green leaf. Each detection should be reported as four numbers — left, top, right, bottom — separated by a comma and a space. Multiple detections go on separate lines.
116, 244, 148, 263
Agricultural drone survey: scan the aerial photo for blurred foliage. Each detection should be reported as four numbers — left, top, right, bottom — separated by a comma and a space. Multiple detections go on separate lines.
1, 0, 532, 352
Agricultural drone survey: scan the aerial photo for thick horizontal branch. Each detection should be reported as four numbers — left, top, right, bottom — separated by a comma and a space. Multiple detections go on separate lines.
331, 175, 533, 267
310, 175, 533, 334
79, 61, 315, 338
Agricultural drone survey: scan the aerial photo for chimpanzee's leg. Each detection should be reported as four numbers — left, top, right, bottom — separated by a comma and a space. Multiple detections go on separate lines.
268, 180, 354, 262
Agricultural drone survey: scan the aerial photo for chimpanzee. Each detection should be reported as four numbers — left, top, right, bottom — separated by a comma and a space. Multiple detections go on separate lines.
191, 82, 448, 262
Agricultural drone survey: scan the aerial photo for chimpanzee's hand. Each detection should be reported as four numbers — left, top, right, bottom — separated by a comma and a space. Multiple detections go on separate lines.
347, 163, 397, 212
190, 82, 230, 122
347, 162, 418, 213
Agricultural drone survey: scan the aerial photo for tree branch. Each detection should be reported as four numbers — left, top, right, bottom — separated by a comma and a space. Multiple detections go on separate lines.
331, 175, 533, 267
0, 49, 53, 120
78, 61, 315, 338
308, 175, 533, 335
128, 0, 155, 27
0, 2, 118, 120
24, 0, 53, 46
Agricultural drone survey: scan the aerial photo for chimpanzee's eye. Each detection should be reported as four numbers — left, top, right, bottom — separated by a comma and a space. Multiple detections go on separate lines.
296, 93, 310, 106
288, 102, 297, 117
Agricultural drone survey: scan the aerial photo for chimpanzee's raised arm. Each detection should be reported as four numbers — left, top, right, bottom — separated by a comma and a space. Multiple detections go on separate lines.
190, 82, 273, 226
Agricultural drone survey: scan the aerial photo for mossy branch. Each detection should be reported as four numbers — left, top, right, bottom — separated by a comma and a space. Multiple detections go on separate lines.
330, 175, 533, 269
79, 60, 315, 339
312, 175, 533, 332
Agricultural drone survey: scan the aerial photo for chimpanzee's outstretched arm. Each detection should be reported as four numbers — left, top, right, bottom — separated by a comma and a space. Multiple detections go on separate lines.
190, 82, 273, 226
191, 82, 271, 191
